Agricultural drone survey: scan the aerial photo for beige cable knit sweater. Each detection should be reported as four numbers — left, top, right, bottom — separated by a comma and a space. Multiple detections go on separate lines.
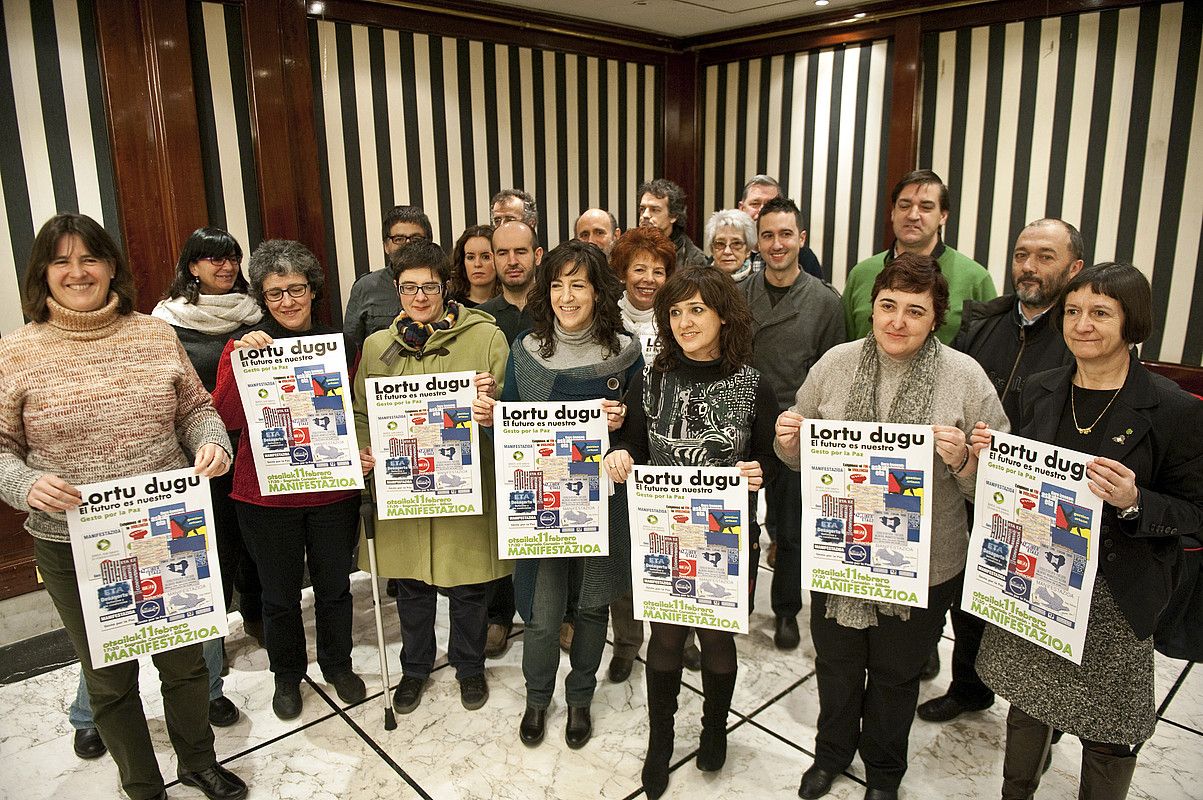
774, 338, 1010, 587
0, 294, 231, 543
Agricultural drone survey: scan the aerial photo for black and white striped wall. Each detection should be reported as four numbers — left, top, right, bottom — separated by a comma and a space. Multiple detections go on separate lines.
920, 1, 1202, 365
308, 18, 662, 316
0, 0, 119, 336
699, 39, 895, 290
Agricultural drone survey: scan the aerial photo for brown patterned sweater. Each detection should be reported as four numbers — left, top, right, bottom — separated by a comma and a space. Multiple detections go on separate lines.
0, 294, 232, 543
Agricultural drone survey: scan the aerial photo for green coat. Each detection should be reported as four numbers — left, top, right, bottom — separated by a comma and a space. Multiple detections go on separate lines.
353, 306, 512, 586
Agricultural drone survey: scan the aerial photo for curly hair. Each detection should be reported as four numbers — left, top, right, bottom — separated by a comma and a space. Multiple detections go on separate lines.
652, 267, 753, 377
447, 224, 499, 302
526, 240, 626, 360
246, 240, 325, 306
609, 225, 676, 280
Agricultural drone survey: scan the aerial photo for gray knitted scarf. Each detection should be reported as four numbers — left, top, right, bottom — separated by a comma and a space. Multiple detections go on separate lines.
828, 332, 941, 629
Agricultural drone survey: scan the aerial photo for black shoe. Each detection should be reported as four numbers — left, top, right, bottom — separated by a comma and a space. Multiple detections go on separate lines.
386, 578, 399, 598
519, 706, 546, 746
73, 726, 106, 759
392, 676, 427, 715
920, 649, 941, 681
272, 680, 303, 720
682, 643, 702, 671
566, 705, 592, 749
608, 655, 634, 683
864, 789, 898, 800
775, 615, 801, 650
916, 692, 993, 722
326, 670, 367, 704
460, 674, 489, 710
177, 763, 248, 800
798, 765, 838, 799
208, 696, 240, 727
484, 622, 512, 658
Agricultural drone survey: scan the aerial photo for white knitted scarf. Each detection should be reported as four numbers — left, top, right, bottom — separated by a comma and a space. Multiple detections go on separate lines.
152, 293, 263, 334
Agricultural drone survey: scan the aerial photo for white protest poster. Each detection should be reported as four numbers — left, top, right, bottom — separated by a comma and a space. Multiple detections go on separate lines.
494, 400, 609, 557
66, 469, 228, 667
628, 465, 749, 633
638, 333, 662, 363
230, 334, 363, 495
364, 371, 483, 519
963, 430, 1101, 664
801, 420, 934, 608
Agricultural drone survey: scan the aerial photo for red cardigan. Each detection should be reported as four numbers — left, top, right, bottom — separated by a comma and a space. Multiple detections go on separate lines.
212, 333, 360, 509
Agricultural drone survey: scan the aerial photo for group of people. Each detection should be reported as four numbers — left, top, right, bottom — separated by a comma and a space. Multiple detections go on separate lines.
0, 168, 1198, 800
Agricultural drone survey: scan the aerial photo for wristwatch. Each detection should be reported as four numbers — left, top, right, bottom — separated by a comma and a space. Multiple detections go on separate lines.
1117, 492, 1141, 521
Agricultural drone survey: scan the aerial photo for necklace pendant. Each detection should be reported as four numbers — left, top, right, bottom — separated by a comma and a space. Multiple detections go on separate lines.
1077, 425, 1092, 435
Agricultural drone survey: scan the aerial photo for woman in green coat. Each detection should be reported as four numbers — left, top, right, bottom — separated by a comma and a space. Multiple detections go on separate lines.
353, 241, 511, 716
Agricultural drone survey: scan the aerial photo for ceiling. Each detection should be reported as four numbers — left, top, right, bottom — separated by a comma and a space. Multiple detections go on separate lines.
484, 0, 875, 38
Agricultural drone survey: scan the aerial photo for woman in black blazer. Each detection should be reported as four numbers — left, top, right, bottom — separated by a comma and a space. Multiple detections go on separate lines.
971, 262, 1203, 800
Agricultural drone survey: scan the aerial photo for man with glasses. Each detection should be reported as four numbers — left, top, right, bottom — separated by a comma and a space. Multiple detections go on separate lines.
490, 189, 539, 230
343, 205, 433, 351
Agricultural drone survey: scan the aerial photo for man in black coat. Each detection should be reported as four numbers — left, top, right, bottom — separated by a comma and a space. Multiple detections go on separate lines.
917, 218, 1084, 721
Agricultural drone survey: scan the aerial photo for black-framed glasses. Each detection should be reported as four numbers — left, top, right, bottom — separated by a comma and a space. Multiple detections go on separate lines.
397, 282, 444, 296
200, 256, 241, 267
262, 283, 310, 302
387, 233, 428, 247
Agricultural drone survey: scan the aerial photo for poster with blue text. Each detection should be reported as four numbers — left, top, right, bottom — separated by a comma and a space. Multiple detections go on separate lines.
494, 401, 609, 558
801, 420, 934, 608
231, 334, 364, 494
365, 371, 482, 519
629, 465, 749, 633
66, 469, 228, 667
963, 430, 1100, 664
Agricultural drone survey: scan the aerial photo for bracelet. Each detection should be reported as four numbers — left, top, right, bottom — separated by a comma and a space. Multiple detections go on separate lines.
952, 448, 970, 475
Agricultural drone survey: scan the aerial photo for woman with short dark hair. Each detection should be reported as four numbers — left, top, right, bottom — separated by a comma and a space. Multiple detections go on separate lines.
604, 266, 778, 798
775, 253, 1008, 800
212, 240, 369, 722
0, 213, 248, 800
474, 240, 642, 749
972, 262, 1203, 799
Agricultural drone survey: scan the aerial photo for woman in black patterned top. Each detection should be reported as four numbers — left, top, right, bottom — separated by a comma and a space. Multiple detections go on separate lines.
604, 267, 780, 799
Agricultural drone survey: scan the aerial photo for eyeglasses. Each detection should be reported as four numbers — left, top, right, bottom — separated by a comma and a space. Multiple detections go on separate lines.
712, 239, 747, 253
387, 233, 428, 247
262, 283, 310, 302
491, 214, 522, 228
201, 256, 241, 267
397, 282, 444, 296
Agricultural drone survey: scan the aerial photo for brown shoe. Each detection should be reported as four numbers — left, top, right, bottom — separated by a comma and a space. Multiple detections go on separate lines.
485, 623, 512, 659
767, 542, 777, 569
559, 621, 574, 653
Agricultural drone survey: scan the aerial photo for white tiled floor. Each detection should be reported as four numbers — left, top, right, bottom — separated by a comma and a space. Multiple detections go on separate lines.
1, 563, 1198, 800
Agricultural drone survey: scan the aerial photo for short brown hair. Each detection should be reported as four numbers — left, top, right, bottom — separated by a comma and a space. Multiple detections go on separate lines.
890, 169, 949, 213
23, 213, 135, 323
610, 226, 676, 280
1058, 262, 1152, 344
653, 266, 753, 377
871, 252, 950, 332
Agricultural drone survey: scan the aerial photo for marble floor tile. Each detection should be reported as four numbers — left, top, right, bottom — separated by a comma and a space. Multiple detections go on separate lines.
0, 656, 82, 755
1161, 662, 1200, 733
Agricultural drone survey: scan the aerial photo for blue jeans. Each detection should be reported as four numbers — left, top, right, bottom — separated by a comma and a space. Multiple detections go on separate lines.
522, 558, 609, 710
70, 637, 225, 729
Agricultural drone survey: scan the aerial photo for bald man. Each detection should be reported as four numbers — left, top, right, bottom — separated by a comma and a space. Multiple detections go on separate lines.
574, 208, 621, 257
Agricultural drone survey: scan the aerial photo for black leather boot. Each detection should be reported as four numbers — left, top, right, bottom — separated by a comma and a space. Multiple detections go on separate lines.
642, 667, 683, 799
1001, 705, 1053, 800
697, 668, 736, 771
1079, 746, 1137, 799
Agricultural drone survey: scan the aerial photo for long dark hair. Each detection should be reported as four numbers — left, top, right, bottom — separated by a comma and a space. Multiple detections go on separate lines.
526, 240, 625, 359
447, 224, 499, 302
23, 213, 135, 322
652, 267, 753, 376
164, 227, 248, 303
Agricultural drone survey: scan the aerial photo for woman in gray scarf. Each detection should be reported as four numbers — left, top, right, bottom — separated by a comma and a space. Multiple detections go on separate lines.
774, 253, 1008, 800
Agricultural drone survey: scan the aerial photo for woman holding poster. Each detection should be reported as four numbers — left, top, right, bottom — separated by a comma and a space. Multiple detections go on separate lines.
0, 214, 248, 800
971, 263, 1203, 800
353, 240, 510, 715
212, 240, 368, 721
474, 240, 642, 749
774, 253, 1007, 800
604, 266, 778, 798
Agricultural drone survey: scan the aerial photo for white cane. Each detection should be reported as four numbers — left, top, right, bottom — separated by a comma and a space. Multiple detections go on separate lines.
360, 499, 397, 730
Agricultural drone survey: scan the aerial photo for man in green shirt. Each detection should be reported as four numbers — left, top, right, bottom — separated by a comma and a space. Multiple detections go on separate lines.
843, 169, 997, 345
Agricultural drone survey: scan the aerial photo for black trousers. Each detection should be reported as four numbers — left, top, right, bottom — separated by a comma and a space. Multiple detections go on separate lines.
484, 575, 516, 626
810, 575, 959, 790
394, 578, 488, 680
210, 457, 261, 621
236, 496, 359, 683
945, 568, 994, 704
769, 468, 803, 619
